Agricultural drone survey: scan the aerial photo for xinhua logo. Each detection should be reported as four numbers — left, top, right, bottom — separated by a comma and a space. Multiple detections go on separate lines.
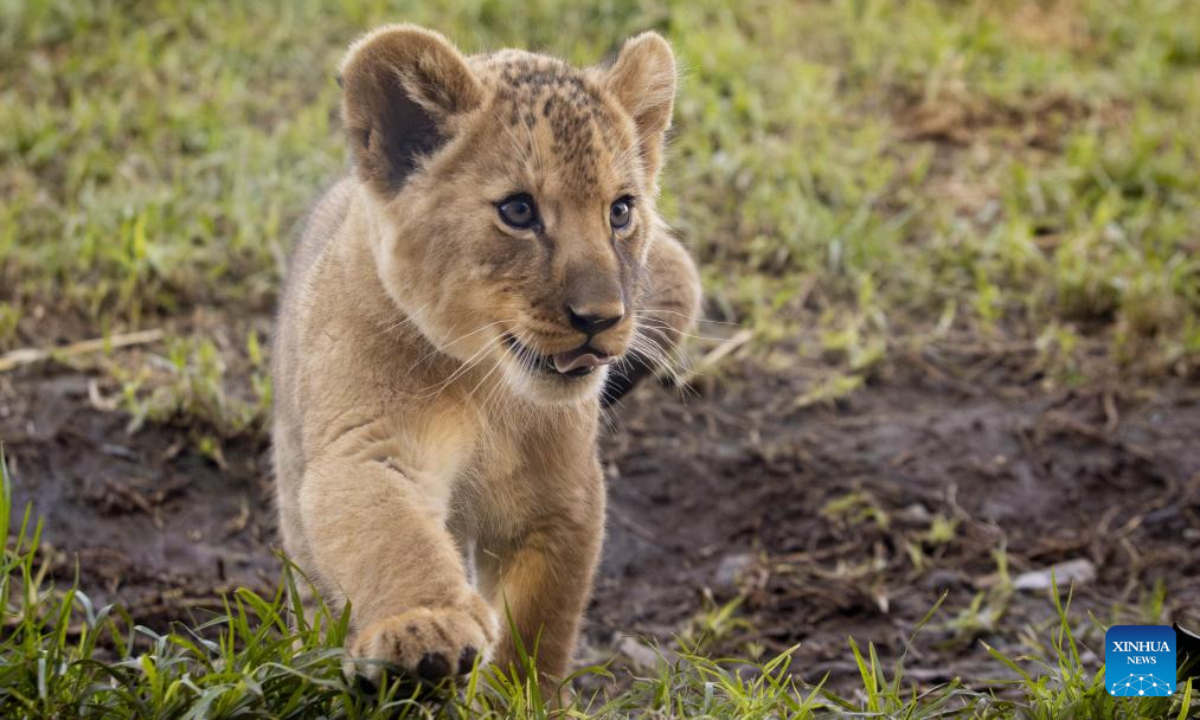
1106, 625, 1175, 697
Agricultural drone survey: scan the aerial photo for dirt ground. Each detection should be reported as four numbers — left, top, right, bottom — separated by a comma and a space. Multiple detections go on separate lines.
2, 326, 1197, 693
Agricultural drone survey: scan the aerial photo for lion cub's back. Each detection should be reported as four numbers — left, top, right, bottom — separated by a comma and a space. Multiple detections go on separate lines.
271, 178, 355, 542
285, 178, 355, 304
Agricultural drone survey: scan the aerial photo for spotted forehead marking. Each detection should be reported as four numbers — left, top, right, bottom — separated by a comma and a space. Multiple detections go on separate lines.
473, 52, 630, 192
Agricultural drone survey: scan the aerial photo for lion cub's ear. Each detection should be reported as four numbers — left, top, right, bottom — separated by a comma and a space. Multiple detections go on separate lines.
598, 32, 677, 183
339, 25, 484, 195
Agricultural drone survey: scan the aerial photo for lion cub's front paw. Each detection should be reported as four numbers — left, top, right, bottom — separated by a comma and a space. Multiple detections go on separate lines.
346, 599, 497, 683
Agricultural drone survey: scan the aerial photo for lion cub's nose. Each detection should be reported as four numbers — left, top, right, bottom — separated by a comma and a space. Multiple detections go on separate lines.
567, 303, 624, 336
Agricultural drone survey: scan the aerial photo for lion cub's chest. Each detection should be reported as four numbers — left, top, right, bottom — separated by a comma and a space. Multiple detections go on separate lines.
450, 423, 542, 537
448, 405, 590, 541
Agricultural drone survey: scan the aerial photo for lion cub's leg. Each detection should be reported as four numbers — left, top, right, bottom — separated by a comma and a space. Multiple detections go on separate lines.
604, 234, 702, 404
299, 452, 498, 683
476, 462, 605, 684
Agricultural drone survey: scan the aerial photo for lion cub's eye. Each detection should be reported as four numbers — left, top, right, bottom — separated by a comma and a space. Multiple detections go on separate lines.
497, 194, 539, 230
610, 196, 634, 230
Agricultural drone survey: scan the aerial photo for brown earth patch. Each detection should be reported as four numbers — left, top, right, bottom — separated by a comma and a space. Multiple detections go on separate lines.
2, 331, 1196, 692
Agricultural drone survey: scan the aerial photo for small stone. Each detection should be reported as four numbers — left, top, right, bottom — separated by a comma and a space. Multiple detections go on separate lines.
713, 552, 756, 590
1013, 559, 1096, 592
618, 636, 662, 669
898, 503, 932, 523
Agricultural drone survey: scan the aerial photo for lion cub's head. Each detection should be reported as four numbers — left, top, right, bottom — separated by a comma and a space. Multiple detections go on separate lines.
338, 25, 675, 405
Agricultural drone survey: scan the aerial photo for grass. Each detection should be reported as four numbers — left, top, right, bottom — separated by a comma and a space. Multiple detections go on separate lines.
0, 450, 1196, 718
1, 0, 1197, 379
2, 0, 1199, 716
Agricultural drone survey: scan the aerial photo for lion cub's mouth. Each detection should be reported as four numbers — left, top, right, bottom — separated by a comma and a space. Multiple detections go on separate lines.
502, 334, 614, 378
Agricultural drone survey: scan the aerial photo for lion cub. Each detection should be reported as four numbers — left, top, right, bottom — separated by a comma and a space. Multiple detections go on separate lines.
272, 25, 700, 684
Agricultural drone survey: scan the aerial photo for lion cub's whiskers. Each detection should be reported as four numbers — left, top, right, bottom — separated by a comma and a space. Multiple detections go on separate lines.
408, 318, 510, 375
372, 299, 436, 339
415, 330, 506, 400
638, 306, 738, 326
633, 313, 729, 343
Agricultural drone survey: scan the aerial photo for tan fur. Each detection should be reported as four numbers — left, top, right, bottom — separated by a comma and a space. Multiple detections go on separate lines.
272, 25, 700, 684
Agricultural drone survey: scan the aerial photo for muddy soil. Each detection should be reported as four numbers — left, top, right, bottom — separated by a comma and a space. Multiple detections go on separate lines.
1, 344, 1197, 693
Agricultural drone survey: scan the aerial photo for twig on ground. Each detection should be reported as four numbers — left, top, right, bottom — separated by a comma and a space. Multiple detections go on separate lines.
608, 505, 659, 544
677, 328, 754, 386
0, 329, 164, 373
1102, 390, 1120, 434
1040, 410, 1155, 461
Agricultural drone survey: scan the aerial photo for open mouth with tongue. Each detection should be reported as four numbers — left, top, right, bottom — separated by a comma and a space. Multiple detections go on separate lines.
503, 334, 614, 378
